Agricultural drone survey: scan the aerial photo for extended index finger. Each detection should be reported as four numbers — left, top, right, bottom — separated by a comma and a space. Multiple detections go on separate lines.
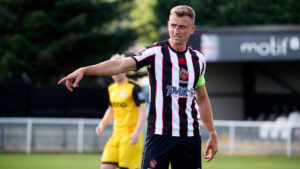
58, 76, 68, 85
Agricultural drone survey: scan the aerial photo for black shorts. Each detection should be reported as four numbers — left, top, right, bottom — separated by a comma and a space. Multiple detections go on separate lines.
141, 134, 202, 169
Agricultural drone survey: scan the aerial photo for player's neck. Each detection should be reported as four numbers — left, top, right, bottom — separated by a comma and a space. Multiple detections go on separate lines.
116, 77, 127, 85
168, 39, 187, 52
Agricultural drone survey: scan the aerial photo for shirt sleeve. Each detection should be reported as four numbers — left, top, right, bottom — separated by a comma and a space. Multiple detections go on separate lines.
195, 50, 206, 87
107, 88, 111, 106
130, 45, 156, 71
132, 84, 146, 106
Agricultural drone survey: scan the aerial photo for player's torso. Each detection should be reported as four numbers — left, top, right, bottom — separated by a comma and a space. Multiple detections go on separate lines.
108, 81, 139, 134
146, 41, 205, 136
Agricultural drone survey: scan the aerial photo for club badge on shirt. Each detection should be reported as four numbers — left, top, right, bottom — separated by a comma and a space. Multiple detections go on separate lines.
179, 67, 189, 84
149, 159, 157, 168
120, 90, 126, 97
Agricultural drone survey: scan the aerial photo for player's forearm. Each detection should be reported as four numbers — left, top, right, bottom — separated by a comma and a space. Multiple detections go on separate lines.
99, 107, 114, 128
195, 86, 216, 136
199, 103, 216, 135
134, 105, 147, 133
81, 57, 136, 76
81, 60, 123, 76
198, 97, 216, 135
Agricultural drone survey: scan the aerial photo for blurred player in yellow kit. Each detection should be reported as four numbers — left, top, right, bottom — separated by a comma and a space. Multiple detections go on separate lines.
95, 54, 147, 169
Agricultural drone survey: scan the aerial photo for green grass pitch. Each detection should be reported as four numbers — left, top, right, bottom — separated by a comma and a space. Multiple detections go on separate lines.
0, 153, 299, 169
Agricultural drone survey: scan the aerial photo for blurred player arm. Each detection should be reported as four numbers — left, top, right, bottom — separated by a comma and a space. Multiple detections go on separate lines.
96, 106, 114, 137
130, 84, 147, 145
130, 105, 147, 145
195, 85, 218, 162
58, 57, 137, 92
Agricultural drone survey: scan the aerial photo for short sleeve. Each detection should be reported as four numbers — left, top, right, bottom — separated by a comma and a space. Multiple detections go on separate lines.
132, 84, 146, 106
131, 45, 156, 71
107, 88, 111, 106
199, 53, 206, 76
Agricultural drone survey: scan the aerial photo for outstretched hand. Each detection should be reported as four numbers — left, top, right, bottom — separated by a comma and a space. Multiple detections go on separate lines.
58, 68, 84, 92
204, 132, 218, 162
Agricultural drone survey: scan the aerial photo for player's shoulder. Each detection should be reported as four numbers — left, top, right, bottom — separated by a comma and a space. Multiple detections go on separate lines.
146, 40, 167, 48
138, 40, 166, 52
188, 46, 205, 58
108, 82, 117, 91
188, 46, 204, 55
128, 79, 143, 91
134, 40, 168, 57
127, 79, 141, 87
153, 40, 169, 47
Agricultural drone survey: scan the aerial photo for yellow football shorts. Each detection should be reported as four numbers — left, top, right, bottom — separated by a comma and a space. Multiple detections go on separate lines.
101, 132, 144, 169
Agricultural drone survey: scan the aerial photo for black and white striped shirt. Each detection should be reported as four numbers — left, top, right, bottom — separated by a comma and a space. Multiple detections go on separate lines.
131, 40, 206, 137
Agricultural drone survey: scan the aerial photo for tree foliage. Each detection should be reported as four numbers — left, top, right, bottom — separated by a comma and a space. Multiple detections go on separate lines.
154, 0, 300, 27
130, 0, 159, 44
0, 0, 137, 83
1, 0, 300, 83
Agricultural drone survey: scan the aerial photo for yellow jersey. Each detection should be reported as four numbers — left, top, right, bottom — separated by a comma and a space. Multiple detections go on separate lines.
108, 79, 146, 134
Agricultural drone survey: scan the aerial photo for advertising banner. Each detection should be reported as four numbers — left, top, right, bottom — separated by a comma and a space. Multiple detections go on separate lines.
201, 33, 300, 62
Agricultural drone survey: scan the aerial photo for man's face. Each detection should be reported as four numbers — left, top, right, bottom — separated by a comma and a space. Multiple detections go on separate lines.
168, 15, 195, 46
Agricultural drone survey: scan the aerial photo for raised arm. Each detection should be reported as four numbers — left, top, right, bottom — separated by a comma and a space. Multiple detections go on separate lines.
58, 57, 136, 92
195, 85, 218, 162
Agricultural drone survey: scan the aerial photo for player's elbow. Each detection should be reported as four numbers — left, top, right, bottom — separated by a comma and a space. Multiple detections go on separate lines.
111, 59, 125, 74
113, 59, 131, 74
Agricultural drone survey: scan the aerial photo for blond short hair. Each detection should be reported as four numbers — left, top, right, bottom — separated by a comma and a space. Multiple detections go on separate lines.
110, 53, 125, 60
169, 5, 195, 25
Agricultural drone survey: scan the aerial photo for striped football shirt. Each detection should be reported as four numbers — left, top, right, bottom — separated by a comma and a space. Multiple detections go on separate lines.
131, 40, 206, 137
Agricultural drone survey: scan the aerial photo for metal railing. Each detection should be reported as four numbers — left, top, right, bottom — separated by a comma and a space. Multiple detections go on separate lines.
0, 118, 300, 156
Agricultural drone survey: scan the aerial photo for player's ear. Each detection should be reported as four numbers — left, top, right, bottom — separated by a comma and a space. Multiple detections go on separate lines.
191, 25, 196, 35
